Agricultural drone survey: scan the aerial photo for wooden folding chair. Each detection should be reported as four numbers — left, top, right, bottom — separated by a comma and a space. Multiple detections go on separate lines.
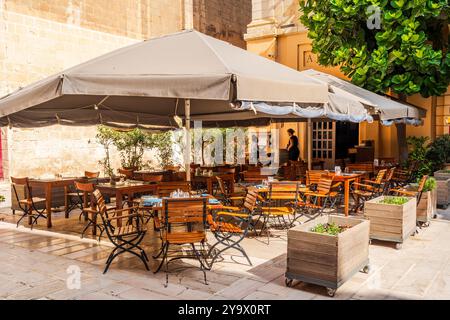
153, 198, 209, 287
258, 182, 303, 239
215, 176, 244, 206
93, 190, 149, 273
351, 169, 387, 213
207, 187, 259, 267
11, 177, 47, 229
390, 175, 428, 205
301, 175, 340, 221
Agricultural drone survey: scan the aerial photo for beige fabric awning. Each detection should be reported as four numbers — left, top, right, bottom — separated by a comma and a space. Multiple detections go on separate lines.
301, 69, 426, 124
0, 30, 329, 128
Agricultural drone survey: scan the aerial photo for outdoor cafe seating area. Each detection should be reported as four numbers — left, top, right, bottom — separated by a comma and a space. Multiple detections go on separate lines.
4, 158, 431, 290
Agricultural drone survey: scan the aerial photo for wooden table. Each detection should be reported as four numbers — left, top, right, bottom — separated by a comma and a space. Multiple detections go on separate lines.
243, 173, 362, 216
96, 181, 157, 210
329, 173, 363, 216
29, 177, 79, 228
194, 173, 234, 195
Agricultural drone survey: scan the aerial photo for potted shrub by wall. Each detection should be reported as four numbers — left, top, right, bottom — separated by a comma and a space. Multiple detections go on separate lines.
364, 196, 416, 249
285, 215, 370, 297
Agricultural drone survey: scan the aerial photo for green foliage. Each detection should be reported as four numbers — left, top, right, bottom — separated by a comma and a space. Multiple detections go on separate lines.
426, 134, 450, 172
405, 134, 450, 178
96, 126, 174, 175
113, 128, 156, 170
379, 196, 410, 205
0, 195, 5, 202
310, 222, 346, 236
152, 131, 174, 168
300, 0, 450, 97
406, 136, 433, 178
423, 177, 437, 192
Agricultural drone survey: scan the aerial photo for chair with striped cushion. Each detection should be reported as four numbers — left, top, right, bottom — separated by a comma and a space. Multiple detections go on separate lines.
153, 198, 209, 287
207, 187, 259, 267
92, 190, 149, 274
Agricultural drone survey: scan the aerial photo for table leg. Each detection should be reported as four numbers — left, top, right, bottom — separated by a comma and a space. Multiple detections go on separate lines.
116, 190, 123, 209
45, 184, 52, 228
83, 191, 89, 222
207, 178, 213, 195
344, 180, 350, 216
64, 186, 69, 218
90, 192, 97, 236
116, 190, 123, 227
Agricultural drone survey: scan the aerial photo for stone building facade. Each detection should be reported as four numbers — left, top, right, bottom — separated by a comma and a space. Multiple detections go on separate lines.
0, 0, 251, 206
245, 0, 450, 165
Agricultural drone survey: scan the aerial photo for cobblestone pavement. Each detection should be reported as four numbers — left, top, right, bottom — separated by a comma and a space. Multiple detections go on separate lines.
0, 209, 450, 300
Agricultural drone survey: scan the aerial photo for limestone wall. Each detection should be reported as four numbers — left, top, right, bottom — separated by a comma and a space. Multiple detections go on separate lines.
193, 0, 252, 49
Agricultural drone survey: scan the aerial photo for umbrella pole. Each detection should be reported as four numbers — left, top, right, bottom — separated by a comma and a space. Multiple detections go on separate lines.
307, 118, 312, 171
185, 99, 191, 182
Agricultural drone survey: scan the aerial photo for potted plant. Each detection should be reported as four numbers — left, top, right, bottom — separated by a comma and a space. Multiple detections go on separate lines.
415, 177, 437, 226
364, 196, 416, 249
285, 215, 370, 297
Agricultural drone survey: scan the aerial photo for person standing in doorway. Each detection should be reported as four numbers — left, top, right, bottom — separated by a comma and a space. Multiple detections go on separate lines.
287, 128, 300, 161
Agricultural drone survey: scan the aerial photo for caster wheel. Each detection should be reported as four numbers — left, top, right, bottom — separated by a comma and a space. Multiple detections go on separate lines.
361, 265, 370, 274
285, 278, 293, 287
326, 288, 336, 297
395, 243, 402, 250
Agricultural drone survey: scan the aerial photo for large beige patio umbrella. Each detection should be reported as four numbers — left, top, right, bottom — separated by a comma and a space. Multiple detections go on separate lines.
0, 30, 330, 129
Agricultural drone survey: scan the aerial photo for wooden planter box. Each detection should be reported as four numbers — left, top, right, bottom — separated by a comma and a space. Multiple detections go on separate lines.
417, 190, 437, 224
286, 215, 370, 297
434, 170, 450, 180
436, 179, 450, 207
364, 196, 416, 249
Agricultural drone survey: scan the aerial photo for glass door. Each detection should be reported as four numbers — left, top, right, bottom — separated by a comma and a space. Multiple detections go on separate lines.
312, 121, 335, 169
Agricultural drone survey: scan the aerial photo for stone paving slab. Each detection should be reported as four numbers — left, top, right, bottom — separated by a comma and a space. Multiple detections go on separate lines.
1, 214, 450, 300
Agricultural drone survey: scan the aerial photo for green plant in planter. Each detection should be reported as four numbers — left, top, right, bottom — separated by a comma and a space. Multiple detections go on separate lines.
379, 196, 410, 206
310, 222, 348, 236
423, 177, 437, 192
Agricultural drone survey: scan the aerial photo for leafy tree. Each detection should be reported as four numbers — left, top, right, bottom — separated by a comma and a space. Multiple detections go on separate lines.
96, 125, 119, 177
300, 0, 450, 97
